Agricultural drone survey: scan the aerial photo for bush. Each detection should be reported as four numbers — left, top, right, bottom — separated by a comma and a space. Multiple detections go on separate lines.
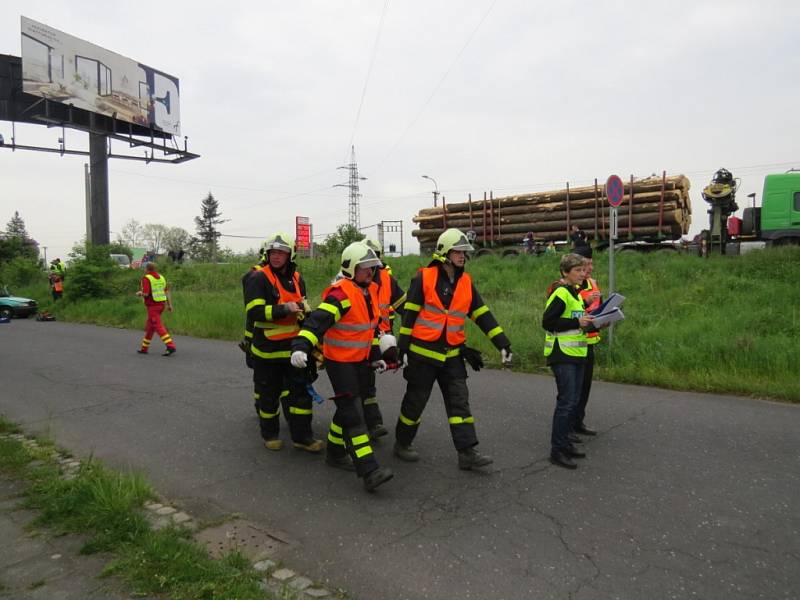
0, 257, 42, 288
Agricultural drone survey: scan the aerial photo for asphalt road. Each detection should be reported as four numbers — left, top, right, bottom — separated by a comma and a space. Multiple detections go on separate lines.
1, 319, 798, 600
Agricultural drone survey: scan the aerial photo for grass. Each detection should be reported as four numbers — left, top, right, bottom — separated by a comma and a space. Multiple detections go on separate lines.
10, 247, 800, 401
0, 416, 280, 599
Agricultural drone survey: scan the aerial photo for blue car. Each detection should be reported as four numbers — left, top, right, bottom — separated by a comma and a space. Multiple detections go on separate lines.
0, 286, 38, 319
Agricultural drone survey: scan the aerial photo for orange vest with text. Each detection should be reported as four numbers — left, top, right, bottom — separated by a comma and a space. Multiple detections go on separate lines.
322, 278, 379, 362
411, 267, 472, 346
260, 267, 303, 340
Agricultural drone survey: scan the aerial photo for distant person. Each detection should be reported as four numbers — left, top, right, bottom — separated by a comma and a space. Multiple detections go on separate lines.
50, 275, 63, 301
523, 232, 535, 254
545, 241, 556, 255
136, 262, 176, 356
572, 245, 601, 438
570, 225, 589, 250
50, 258, 65, 280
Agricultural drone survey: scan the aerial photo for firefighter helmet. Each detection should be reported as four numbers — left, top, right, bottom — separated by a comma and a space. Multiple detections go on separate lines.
435, 228, 474, 259
262, 232, 296, 261
340, 242, 382, 279
364, 237, 383, 257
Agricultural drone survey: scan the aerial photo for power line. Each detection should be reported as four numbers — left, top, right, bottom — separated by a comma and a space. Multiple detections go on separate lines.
344, 0, 390, 162
371, 0, 499, 176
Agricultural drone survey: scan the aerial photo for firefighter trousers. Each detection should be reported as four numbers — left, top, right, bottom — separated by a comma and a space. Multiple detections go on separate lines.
253, 360, 313, 443
324, 359, 380, 479
362, 368, 383, 429
140, 304, 175, 352
395, 353, 478, 451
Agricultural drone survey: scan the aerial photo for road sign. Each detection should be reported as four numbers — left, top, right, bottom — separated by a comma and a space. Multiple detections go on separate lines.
606, 175, 625, 208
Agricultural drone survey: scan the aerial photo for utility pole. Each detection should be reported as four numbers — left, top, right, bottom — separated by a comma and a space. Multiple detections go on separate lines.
335, 146, 366, 231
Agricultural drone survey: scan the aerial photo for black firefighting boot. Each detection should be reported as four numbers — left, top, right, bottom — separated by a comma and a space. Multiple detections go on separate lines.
363, 467, 394, 492
393, 442, 420, 462
457, 447, 493, 470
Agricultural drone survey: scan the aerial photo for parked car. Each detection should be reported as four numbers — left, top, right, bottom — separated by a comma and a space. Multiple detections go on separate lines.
0, 286, 38, 318
110, 253, 131, 269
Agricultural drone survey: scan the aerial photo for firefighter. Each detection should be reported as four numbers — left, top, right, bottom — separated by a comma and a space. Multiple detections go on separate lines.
361, 237, 406, 439
542, 253, 594, 469
241, 244, 290, 419
290, 242, 394, 492
244, 232, 322, 453
394, 228, 512, 470
573, 245, 601, 437
136, 262, 176, 356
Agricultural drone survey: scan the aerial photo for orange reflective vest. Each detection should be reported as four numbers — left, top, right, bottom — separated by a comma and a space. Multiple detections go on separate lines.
53, 278, 63, 293
259, 267, 303, 341
376, 267, 393, 333
411, 267, 472, 346
580, 277, 601, 344
322, 278, 379, 362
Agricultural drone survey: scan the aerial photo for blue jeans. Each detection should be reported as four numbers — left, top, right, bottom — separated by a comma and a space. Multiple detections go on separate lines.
550, 362, 586, 453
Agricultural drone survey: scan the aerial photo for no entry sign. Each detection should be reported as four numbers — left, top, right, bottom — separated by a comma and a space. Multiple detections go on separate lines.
606, 175, 625, 208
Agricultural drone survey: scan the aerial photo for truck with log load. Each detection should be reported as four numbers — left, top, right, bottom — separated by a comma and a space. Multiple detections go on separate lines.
412, 173, 692, 256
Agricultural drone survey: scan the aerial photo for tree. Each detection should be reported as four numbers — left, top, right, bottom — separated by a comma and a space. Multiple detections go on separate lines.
5, 211, 28, 239
319, 224, 365, 256
163, 227, 191, 253
193, 192, 228, 261
116, 219, 144, 248
141, 223, 169, 254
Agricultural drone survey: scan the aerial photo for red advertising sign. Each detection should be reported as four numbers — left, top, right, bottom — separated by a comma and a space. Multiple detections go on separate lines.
295, 216, 311, 250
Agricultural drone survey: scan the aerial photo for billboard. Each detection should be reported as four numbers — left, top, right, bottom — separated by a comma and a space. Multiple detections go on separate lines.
20, 16, 180, 136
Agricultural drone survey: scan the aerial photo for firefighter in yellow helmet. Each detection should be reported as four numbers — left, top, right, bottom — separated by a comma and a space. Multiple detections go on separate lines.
243, 232, 321, 453
394, 228, 513, 470
361, 237, 406, 439
291, 242, 394, 492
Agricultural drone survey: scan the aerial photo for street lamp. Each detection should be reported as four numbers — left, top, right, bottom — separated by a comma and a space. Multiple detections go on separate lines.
421, 175, 439, 207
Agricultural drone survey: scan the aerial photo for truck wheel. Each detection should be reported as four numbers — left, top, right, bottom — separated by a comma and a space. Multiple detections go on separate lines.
501, 249, 519, 258
474, 249, 493, 259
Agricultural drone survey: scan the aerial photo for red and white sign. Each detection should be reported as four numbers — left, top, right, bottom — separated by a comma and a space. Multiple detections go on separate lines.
606, 175, 625, 208
295, 216, 311, 250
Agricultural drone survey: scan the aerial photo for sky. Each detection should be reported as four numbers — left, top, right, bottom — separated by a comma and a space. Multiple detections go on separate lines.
2, 0, 799, 260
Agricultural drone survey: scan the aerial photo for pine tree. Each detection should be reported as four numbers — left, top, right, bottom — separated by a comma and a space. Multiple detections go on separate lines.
193, 192, 228, 261
5, 211, 28, 239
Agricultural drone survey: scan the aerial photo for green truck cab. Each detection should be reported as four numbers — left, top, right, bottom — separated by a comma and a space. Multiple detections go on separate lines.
760, 172, 800, 243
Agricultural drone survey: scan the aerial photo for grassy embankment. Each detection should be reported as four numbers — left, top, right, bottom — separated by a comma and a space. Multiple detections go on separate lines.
0, 417, 280, 599
13, 247, 800, 402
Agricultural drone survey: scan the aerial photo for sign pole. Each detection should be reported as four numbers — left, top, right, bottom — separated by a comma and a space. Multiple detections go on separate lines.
604, 175, 624, 349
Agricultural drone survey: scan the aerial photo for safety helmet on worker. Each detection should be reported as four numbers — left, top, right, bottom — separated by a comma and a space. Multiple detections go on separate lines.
340, 242, 382, 279
364, 237, 383, 258
435, 228, 474, 261
262, 232, 296, 261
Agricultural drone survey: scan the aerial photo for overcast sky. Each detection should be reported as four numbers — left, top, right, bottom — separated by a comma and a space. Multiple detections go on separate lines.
2, 0, 799, 259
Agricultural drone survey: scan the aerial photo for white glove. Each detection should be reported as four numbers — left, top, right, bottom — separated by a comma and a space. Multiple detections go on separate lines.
373, 359, 388, 374
290, 350, 308, 369
500, 347, 513, 366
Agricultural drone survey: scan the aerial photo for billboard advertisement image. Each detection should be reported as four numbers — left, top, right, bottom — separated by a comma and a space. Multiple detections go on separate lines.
20, 16, 181, 136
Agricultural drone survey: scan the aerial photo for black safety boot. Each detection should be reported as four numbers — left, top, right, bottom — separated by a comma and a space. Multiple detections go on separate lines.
162, 347, 176, 356
563, 444, 586, 459
574, 423, 597, 436
325, 453, 355, 471
457, 447, 493, 470
568, 432, 583, 444
368, 424, 389, 440
550, 450, 577, 470
363, 467, 394, 492
393, 442, 420, 462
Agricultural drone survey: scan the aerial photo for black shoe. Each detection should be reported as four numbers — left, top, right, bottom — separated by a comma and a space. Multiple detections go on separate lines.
363, 467, 393, 492
393, 442, 420, 462
574, 424, 597, 436
368, 424, 388, 440
549, 451, 577, 469
564, 444, 586, 459
162, 347, 176, 356
325, 454, 356, 471
568, 432, 583, 444
457, 447, 493, 470
137, 349, 148, 354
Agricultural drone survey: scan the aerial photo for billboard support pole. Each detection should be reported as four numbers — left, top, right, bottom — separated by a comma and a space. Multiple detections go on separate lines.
89, 133, 110, 246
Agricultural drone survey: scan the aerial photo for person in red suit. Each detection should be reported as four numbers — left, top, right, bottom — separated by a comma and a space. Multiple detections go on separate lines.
136, 263, 176, 356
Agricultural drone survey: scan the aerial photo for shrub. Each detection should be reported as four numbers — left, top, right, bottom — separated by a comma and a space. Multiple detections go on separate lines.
0, 257, 42, 288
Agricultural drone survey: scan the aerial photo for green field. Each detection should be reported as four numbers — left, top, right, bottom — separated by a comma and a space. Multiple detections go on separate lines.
7, 248, 800, 402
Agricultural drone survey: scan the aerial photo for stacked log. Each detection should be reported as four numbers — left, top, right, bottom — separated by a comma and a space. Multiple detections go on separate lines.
412, 175, 692, 251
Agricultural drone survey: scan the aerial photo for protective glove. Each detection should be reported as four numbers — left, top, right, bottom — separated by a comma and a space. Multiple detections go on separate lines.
500, 347, 513, 366
373, 359, 388, 374
290, 350, 308, 369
